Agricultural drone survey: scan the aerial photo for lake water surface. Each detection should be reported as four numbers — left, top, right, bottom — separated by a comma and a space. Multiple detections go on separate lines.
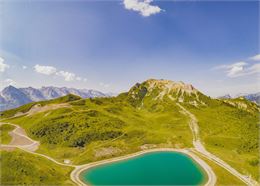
81, 151, 207, 185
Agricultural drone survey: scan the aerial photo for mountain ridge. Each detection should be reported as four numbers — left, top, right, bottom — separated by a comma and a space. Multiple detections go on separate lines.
1, 79, 258, 111
0, 85, 110, 111
218, 92, 260, 105
124, 79, 209, 108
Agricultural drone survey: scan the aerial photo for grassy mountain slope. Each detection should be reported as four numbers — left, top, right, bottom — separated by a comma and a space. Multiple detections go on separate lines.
1, 79, 259, 183
127, 79, 259, 180
3, 90, 192, 164
1, 149, 74, 185
0, 124, 15, 144
187, 100, 259, 179
195, 152, 244, 185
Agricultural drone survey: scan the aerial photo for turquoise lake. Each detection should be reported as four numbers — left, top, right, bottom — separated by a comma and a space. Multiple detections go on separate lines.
81, 151, 207, 185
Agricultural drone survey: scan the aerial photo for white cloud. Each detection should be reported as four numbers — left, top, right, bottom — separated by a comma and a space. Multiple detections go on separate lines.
33, 64, 87, 82
4, 78, 16, 86
34, 64, 57, 75
0, 78, 16, 89
226, 62, 247, 77
214, 62, 247, 77
249, 54, 260, 61
246, 63, 260, 75
0, 57, 10, 72
214, 61, 260, 78
22, 65, 27, 69
83, 78, 88, 82
56, 71, 76, 81
123, 0, 162, 17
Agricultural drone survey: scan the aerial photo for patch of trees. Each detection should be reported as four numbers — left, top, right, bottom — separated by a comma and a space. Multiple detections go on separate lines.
70, 130, 123, 147
29, 110, 126, 147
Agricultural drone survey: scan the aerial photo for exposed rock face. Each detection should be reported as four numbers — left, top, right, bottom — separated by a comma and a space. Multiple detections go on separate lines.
20, 87, 45, 101
144, 79, 197, 97
126, 79, 207, 107
222, 97, 260, 113
0, 86, 32, 111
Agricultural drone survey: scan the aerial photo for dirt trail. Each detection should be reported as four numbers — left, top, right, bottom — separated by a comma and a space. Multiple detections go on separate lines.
1, 122, 216, 186
0, 122, 39, 152
0, 122, 76, 168
2, 101, 258, 186
176, 103, 258, 186
12, 103, 71, 118
27, 103, 70, 116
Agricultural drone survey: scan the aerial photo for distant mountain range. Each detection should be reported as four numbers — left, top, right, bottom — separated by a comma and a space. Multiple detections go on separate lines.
1, 84, 259, 112
218, 93, 260, 105
242, 93, 260, 105
0, 86, 110, 111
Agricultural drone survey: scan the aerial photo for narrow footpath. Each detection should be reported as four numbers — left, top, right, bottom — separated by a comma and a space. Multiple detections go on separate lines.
0, 122, 215, 186
176, 103, 258, 186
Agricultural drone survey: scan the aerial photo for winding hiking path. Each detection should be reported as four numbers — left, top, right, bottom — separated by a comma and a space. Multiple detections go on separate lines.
176, 103, 258, 186
2, 103, 258, 186
0, 122, 76, 167
1, 122, 216, 186
0, 122, 40, 152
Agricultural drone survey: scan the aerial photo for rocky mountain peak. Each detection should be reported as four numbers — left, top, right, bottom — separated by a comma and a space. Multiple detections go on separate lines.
144, 79, 197, 94
129, 79, 198, 99
2, 85, 18, 92
127, 79, 204, 107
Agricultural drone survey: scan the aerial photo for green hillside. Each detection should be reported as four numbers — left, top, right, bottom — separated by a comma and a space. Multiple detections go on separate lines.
0, 124, 15, 144
1, 149, 74, 185
1, 79, 259, 183
188, 101, 259, 179
4, 91, 192, 164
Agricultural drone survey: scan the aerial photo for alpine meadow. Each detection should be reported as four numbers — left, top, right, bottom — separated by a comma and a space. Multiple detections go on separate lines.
1, 79, 259, 185
0, 1, 260, 186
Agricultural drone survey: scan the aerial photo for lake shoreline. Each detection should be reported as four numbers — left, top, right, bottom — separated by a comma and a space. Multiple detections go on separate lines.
70, 148, 216, 186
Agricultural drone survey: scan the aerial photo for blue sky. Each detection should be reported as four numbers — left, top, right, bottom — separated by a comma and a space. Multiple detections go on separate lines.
0, 0, 259, 96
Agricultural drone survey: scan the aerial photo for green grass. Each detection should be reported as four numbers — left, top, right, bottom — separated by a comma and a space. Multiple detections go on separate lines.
0, 149, 74, 185
187, 100, 259, 180
194, 152, 245, 185
0, 102, 36, 118
5, 95, 192, 164
1, 80, 259, 184
0, 124, 15, 144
